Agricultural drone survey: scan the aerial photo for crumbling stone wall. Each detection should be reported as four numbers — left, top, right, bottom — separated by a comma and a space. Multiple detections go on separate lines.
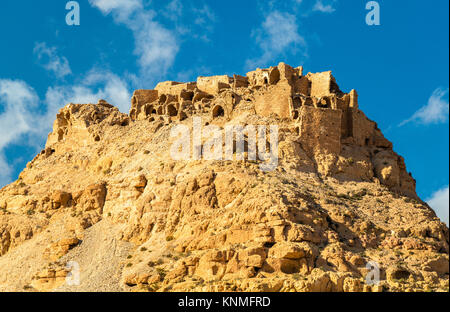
123, 62, 417, 196
197, 75, 232, 94
127, 63, 362, 148
298, 106, 342, 156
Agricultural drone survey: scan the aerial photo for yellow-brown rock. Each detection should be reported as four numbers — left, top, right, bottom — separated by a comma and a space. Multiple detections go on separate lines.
0, 63, 448, 292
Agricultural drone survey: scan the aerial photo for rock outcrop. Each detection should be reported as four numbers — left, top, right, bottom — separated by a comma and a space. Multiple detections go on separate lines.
0, 63, 448, 292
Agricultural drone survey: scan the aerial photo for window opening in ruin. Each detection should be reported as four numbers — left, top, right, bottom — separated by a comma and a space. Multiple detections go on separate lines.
179, 111, 187, 121
293, 97, 302, 109
167, 104, 178, 117
212, 105, 225, 118
145, 105, 153, 115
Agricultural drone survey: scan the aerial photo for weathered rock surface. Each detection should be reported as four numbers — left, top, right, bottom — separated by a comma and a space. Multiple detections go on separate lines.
0, 64, 448, 292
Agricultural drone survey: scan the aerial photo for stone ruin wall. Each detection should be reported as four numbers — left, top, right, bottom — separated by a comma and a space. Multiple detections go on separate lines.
128, 62, 380, 155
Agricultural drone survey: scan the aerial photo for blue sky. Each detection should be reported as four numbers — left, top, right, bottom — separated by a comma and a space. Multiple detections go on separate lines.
0, 0, 448, 224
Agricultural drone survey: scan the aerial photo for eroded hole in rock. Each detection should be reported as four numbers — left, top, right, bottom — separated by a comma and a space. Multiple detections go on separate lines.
167, 104, 178, 117
145, 105, 154, 116
264, 242, 276, 248
293, 97, 302, 109
392, 269, 411, 280
212, 105, 225, 118
57, 129, 64, 141
159, 94, 167, 104
179, 111, 188, 121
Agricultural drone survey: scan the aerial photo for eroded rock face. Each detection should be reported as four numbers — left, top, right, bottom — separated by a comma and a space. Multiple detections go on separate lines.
0, 64, 448, 292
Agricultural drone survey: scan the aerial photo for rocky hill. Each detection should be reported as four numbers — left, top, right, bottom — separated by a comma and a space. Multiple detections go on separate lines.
0, 63, 448, 292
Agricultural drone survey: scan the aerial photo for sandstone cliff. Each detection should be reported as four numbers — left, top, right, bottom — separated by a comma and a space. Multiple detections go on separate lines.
0, 63, 448, 292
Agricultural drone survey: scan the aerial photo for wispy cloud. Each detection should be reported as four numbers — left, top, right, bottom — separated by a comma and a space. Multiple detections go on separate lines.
312, 0, 336, 13
427, 186, 449, 225
88, 0, 142, 20
245, 0, 338, 69
0, 79, 40, 185
0, 80, 39, 148
89, 0, 179, 81
193, 5, 216, 27
0, 69, 131, 187
45, 69, 131, 114
400, 88, 449, 126
246, 10, 306, 69
33, 42, 72, 79
0, 154, 12, 187
164, 0, 183, 22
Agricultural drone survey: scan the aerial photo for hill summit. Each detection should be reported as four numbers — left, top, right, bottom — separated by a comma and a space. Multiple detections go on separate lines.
0, 63, 448, 292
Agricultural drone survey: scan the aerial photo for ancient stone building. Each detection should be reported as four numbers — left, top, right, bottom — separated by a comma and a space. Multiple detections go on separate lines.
129, 62, 385, 153
126, 62, 416, 196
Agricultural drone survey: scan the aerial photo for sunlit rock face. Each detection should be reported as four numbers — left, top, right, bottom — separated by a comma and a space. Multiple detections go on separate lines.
0, 63, 447, 292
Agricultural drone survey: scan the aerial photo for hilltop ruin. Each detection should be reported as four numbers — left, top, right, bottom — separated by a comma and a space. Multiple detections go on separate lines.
3, 63, 446, 292
127, 62, 415, 197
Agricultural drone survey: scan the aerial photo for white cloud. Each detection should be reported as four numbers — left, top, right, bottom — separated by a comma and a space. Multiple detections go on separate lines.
89, 0, 142, 21
165, 0, 183, 22
0, 154, 13, 187
427, 186, 449, 226
400, 88, 449, 126
246, 11, 306, 69
89, 0, 179, 81
34, 42, 72, 79
193, 5, 216, 26
0, 80, 39, 148
313, 0, 336, 13
45, 69, 131, 114
0, 70, 131, 187
0, 79, 40, 186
